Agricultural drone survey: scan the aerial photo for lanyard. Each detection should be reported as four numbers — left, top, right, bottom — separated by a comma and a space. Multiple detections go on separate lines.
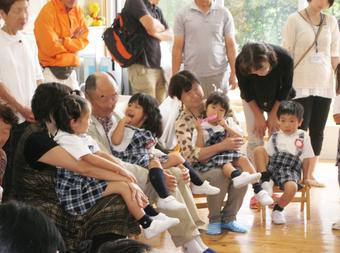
304, 9, 324, 53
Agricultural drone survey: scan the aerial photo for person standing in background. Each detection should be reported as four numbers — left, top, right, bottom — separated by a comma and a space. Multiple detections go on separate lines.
34, 0, 89, 90
125, 0, 172, 103
172, 0, 238, 97
282, 0, 339, 187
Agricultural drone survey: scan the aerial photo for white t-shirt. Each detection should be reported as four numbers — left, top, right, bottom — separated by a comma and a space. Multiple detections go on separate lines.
333, 95, 340, 115
192, 122, 225, 147
265, 130, 314, 161
108, 121, 137, 152
0, 30, 43, 122
54, 130, 100, 160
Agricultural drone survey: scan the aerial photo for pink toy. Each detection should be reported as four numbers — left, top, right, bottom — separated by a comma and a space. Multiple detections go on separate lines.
200, 114, 217, 124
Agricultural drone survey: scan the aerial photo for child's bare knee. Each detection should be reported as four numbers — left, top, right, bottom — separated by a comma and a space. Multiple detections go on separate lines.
283, 181, 298, 194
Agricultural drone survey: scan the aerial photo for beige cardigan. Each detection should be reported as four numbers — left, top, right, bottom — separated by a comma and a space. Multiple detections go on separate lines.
282, 12, 339, 89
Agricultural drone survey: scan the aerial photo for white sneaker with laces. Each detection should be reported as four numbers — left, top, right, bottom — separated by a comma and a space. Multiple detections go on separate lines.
261, 179, 274, 196
151, 213, 180, 226
191, 181, 220, 195
272, 210, 286, 224
157, 196, 186, 210
255, 190, 274, 206
143, 218, 177, 239
232, 172, 261, 188
332, 219, 340, 230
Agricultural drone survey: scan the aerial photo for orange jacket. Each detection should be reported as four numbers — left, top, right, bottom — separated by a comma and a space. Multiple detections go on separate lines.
34, 0, 89, 67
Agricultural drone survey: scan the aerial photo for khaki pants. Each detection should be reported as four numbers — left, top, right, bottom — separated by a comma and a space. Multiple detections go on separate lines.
123, 162, 201, 247
197, 168, 247, 224
128, 64, 167, 103
198, 71, 228, 98
43, 67, 79, 90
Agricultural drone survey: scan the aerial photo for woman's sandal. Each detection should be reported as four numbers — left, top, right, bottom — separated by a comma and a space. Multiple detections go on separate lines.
307, 179, 325, 188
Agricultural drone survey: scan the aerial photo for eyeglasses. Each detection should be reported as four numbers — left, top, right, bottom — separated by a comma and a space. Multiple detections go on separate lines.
94, 93, 119, 103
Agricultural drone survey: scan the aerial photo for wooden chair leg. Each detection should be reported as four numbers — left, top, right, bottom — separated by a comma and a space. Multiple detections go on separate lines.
306, 187, 311, 220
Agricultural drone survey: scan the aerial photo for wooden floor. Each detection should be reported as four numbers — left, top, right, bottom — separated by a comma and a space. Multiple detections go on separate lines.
138, 161, 340, 253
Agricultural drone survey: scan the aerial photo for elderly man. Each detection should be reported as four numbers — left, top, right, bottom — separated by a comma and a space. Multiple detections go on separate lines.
34, 0, 89, 89
172, 0, 237, 97
85, 72, 218, 253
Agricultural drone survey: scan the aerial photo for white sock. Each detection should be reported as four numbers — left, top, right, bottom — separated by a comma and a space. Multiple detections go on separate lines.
195, 236, 208, 251
183, 239, 202, 253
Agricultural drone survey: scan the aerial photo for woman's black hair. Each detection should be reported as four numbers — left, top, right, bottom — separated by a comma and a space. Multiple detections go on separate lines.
31, 82, 73, 125
277, 100, 304, 120
0, 0, 28, 14
0, 201, 65, 253
307, 0, 334, 7
128, 93, 163, 138
98, 239, 152, 253
54, 94, 90, 134
206, 91, 230, 115
237, 42, 278, 76
168, 70, 200, 100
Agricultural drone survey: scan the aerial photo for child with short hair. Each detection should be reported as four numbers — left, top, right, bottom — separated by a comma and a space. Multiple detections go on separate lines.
254, 100, 314, 224
53, 94, 179, 239
109, 93, 220, 211
0, 103, 18, 201
332, 63, 340, 230
192, 91, 273, 207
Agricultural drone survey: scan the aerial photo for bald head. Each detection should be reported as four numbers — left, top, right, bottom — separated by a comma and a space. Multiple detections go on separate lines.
85, 72, 119, 118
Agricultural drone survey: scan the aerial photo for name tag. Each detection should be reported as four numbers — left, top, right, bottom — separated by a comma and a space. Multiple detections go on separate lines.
310, 52, 324, 64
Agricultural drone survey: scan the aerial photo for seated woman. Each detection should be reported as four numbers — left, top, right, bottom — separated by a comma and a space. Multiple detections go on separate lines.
7, 83, 141, 253
169, 70, 247, 235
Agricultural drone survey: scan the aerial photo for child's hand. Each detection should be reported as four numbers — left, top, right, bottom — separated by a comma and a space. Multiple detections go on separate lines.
127, 182, 149, 208
219, 118, 229, 129
121, 116, 132, 125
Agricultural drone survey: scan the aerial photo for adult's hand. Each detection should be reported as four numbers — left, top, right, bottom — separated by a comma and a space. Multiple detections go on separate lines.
71, 26, 84, 39
229, 73, 238, 90
18, 106, 35, 122
127, 182, 148, 208
164, 170, 177, 192
267, 113, 279, 135
254, 114, 267, 138
220, 137, 244, 151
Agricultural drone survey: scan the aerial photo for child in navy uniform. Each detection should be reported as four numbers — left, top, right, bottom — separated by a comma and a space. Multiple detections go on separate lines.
192, 91, 273, 207
254, 100, 314, 224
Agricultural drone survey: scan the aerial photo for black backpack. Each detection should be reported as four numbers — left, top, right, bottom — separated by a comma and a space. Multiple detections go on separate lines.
103, 10, 146, 68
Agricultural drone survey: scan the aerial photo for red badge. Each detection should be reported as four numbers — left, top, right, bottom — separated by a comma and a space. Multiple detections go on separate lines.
295, 138, 304, 149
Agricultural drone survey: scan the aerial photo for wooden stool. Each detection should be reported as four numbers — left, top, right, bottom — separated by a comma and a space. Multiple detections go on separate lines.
258, 185, 311, 221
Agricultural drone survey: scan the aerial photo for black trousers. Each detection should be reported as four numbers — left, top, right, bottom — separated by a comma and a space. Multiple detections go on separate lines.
294, 96, 331, 156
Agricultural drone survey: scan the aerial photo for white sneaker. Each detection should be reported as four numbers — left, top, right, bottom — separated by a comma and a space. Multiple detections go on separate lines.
272, 210, 286, 224
191, 181, 220, 195
151, 212, 180, 226
143, 218, 177, 239
261, 180, 274, 196
157, 196, 186, 210
255, 190, 274, 206
232, 172, 261, 188
332, 219, 340, 230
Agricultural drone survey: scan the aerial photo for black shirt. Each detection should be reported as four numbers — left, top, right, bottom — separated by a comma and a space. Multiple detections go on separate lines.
24, 130, 58, 171
236, 44, 294, 112
124, 0, 168, 68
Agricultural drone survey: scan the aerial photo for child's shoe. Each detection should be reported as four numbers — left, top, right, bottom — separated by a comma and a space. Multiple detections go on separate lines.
151, 212, 180, 226
157, 196, 186, 210
272, 210, 286, 224
143, 218, 177, 239
191, 181, 220, 195
221, 221, 248, 233
255, 190, 274, 206
232, 172, 261, 188
261, 179, 274, 196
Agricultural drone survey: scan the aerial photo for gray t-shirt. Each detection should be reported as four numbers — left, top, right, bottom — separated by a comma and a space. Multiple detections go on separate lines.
174, 2, 235, 77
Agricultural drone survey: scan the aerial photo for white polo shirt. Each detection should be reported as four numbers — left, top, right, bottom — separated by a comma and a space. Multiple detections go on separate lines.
0, 29, 43, 122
